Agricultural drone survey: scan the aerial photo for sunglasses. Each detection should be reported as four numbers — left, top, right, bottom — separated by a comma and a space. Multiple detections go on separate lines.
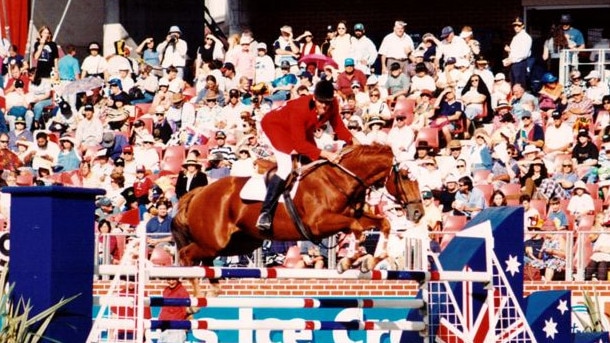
206, 99, 217, 102
396, 117, 406, 121
370, 93, 380, 97
155, 113, 164, 116
348, 126, 358, 130
0, 140, 8, 143
457, 164, 465, 168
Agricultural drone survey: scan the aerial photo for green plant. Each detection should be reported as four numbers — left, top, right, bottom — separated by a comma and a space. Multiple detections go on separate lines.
0, 268, 79, 343
574, 291, 608, 332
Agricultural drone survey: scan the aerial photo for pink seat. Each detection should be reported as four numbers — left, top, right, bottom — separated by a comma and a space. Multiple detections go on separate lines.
416, 127, 439, 150
150, 246, 173, 266
282, 245, 303, 268
440, 215, 468, 250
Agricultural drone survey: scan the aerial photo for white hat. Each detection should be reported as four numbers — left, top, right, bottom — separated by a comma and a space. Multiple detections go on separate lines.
445, 174, 458, 183
494, 72, 506, 81
522, 144, 540, 155
573, 180, 587, 191
455, 59, 469, 67
257, 42, 267, 51
280, 25, 292, 34
142, 134, 155, 143
366, 75, 378, 85
155, 105, 166, 113
459, 30, 473, 38
239, 36, 252, 45
584, 70, 601, 80
168, 25, 182, 34
59, 136, 76, 146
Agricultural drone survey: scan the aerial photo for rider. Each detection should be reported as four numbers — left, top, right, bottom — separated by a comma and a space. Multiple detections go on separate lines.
256, 80, 356, 233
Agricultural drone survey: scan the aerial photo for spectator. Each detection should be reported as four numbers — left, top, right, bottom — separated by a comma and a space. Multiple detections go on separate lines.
328, 21, 353, 72
132, 64, 158, 104
420, 190, 442, 233
321, 25, 335, 57
547, 197, 569, 230
439, 174, 459, 215
157, 25, 188, 79
194, 34, 225, 67
269, 60, 297, 101
32, 26, 59, 81
542, 25, 569, 75
230, 145, 256, 177
95, 196, 117, 221
378, 20, 414, 75
363, 116, 387, 145
152, 107, 173, 145
7, 117, 32, 153
452, 176, 486, 219
521, 194, 541, 239
97, 219, 120, 264
489, 190, 507, 207
567, 180, 594, 216
461, 74, 493, 125
538, 227, 567, 281
146, 199, 173, 247
524, 224, 545, 280
430, 26, 470, 67
206, 153, 231, 181
408, 62, 436, 98
175, 159, 208, 199
81, 42, 107, 79
351, 23, 377, 76
387, 114, 415, 164
336, 58, 367, 99
157, 277, 190, 343
295, 240, 328, 269
538, 159, 578, 201
584, 70, 609, 111
585, 213, 610, 281
571, 129, 598, 183
273, 25, 300, 72
101, 131, 130, 162
416, 159, 443, 192
57, 136, 81, 172
502, 17, 531, 87
542, 111, 572, 172
133, 165, 154, 216
520, 158, 548, 199
564, 86, 594, 131
254, 42, 275, 85
515, 110, 544, 153
411, 89, 435, 131
0, 133, 23, 172
136, 37, 160, 71
134, 135, 160, 173
431, 87, 464, 145
560, 14, 585, 50
467, 129, 492, 171
363, 88, 391, 121
384, 62, 410, 103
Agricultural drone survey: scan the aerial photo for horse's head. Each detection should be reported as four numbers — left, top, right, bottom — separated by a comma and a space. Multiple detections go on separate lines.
338, 144, 395, 186
385, 165, 424, 223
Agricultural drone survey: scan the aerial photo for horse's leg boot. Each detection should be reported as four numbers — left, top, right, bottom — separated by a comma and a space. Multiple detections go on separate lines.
257, 175, 286, 233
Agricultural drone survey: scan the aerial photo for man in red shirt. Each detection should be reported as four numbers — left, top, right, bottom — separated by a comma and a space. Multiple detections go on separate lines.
336, 58, 367, 99
158, 278, 190, 342
256, 80, 355, 233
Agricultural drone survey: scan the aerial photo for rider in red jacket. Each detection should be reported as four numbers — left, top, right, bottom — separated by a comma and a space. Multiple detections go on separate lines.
256, 80, 355, 233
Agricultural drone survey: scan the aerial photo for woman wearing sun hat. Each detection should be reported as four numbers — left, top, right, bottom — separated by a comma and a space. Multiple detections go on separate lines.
175, 159, 208, 199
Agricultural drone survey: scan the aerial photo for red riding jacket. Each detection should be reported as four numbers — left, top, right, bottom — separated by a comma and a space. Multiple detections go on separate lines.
261, 95, 353, 160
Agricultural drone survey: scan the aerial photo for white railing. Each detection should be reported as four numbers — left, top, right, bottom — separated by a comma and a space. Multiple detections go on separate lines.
559, 48, 610, 87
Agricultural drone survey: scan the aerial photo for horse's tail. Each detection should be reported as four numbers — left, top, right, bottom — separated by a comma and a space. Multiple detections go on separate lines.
171, 190, 199, 251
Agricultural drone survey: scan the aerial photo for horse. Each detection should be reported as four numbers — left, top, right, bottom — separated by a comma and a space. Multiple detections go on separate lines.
171, 144, 423, 294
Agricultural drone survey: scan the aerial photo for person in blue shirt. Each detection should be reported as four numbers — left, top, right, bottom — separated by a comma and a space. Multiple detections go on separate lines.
269, 60, 297, 101
58, 44, 80, 82
146, 199, 173, 247
452, 176, 487, 219
560, 14, 585, 49
56, 136, 81, 172
547, 197, 568, 230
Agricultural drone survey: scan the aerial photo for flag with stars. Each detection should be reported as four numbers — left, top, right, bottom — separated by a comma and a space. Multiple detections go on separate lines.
525, 290, 572, 342
430, 208, 537, 342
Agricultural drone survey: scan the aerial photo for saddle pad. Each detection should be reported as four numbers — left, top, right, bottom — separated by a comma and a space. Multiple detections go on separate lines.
240, 174, 299, 202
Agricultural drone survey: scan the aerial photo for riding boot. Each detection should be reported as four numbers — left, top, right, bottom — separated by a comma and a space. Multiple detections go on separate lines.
256, 175, 286, 233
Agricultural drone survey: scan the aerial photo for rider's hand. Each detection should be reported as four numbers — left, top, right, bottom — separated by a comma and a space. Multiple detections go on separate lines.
321, 150, 341, 164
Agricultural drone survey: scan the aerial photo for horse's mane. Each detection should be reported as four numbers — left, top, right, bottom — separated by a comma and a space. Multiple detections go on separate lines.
340, 144, 393, 165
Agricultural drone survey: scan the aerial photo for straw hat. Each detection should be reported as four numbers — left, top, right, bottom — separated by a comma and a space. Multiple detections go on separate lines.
182, 159, 202, 168
366, 116, 385, 128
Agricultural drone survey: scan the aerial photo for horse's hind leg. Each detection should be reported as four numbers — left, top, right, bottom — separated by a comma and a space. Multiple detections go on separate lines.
178, 243, 221, 298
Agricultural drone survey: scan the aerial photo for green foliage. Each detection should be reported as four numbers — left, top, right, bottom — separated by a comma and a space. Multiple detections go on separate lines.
0, 268, 79, 343
574, 291, 608, 332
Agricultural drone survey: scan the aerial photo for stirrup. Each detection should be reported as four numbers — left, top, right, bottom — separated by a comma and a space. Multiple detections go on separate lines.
256, 213, 273, 233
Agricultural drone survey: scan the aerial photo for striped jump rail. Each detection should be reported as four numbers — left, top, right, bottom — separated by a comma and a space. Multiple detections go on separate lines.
98, 296, 426, 309
144, 319, 427, 331
142, 266, 491, 283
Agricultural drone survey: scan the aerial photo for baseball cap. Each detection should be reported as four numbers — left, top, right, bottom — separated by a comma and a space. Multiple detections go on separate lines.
440, 26, 454, 39
344, 58, 355, 67
84, 104, 94, 112
123, 145, 134, 154
354, 23, 365, 31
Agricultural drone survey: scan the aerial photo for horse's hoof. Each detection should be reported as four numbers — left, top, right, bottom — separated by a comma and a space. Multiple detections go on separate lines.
360, 255, 374, 273
336, 259, 350, 274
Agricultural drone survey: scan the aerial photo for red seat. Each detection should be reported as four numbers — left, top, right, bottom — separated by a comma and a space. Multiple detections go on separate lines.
392, 98, 416, 124
160, 154, 185, 174
150, 246, 173, 266
440, 215, 468, 250
586, 183, 599, 199
135, 103, 152, 117
499, 182, 522, 198
472, 169, 491, 186
139, 117, 154, 135
474, 184, 493, 206
182, 87, 197, 102
282, 245, 303, 268
530, 199, 547, 219
416, 127, 440, 150
163, 145, 186, 160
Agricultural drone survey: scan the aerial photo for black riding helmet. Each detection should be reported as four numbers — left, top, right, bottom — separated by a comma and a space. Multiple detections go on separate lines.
313, 80, 335, 102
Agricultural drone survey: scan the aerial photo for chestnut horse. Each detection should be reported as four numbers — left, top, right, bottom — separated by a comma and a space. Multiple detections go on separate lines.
171, 144, 423, 278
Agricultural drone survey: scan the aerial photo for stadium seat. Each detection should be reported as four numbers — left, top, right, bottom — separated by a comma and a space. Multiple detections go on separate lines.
472, 169, 491, 186
529, 199, 547, 219
282, 245, 303, 268
416, 127, 439, 150
440, 215, 468, 250
474, 184, 493, 206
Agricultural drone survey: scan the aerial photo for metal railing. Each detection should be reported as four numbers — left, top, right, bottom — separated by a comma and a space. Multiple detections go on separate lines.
559, 48, 610, 87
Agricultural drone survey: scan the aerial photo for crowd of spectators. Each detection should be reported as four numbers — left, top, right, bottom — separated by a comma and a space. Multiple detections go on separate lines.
0, 14, 609, 279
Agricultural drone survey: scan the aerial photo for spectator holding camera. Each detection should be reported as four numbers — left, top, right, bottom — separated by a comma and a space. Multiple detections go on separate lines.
157, 25, 188, 79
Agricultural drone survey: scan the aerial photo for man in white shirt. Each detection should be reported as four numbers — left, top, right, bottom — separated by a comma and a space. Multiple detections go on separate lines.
430, 26, 470, 68
584, 70, 610, 107
387, 114, 415, 163
378, 21, 414, 75
157, 25, 188, 79
502, 17, 532, 87
543, 111, 573, 173
74, 104, 104, 149
350, 23, 378, 76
